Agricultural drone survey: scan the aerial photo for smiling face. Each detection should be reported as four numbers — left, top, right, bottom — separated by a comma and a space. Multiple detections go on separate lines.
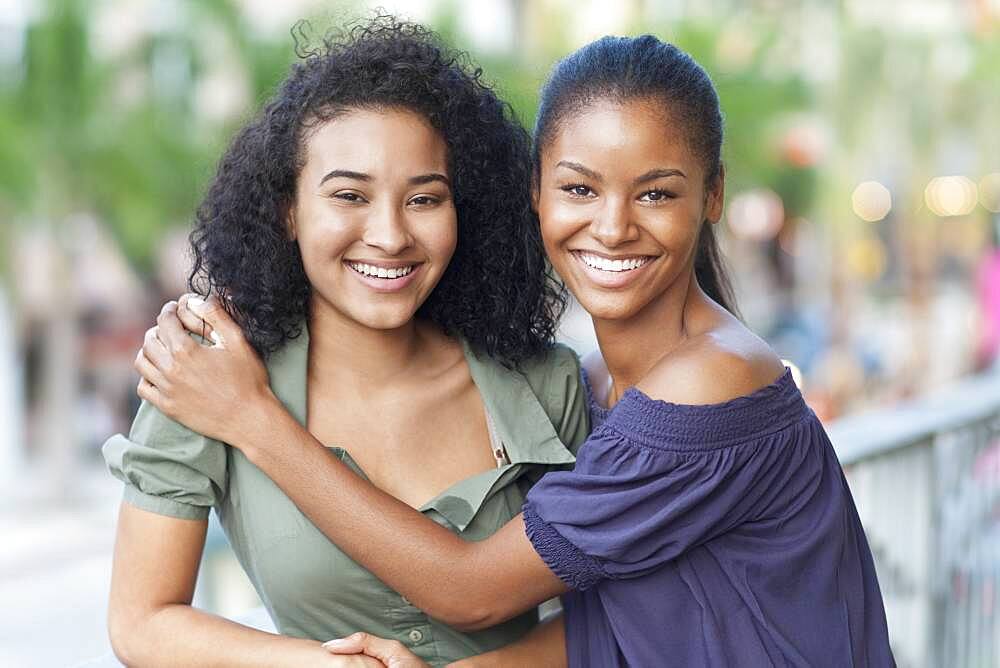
535, 97, 724, 323
290, 107, 456, 331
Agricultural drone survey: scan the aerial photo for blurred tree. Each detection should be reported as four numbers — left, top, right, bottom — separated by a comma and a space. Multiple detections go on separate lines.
0, 0, 298, 492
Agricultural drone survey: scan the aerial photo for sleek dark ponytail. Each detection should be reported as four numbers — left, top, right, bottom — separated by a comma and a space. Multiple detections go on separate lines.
534, 35, 739, 316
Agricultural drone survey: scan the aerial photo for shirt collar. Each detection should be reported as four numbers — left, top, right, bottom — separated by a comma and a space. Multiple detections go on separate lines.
263, 324, 577, 532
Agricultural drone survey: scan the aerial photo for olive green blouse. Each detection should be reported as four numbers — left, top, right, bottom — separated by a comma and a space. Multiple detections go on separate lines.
102, 328, 589, 666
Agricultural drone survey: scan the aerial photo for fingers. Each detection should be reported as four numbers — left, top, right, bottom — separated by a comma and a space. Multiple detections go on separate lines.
183, 294, 242, 348
323, 633, 420, 667
155, 301, 194, 354
142, 326, 172, 371
136, 377, 164, 410
175, 294, 216, 344
323, 633, 369, 655
134, 348, 169, 389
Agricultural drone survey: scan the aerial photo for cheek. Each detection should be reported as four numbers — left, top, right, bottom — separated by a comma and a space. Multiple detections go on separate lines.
419, 210, 459, 265
641, 208, 701, 253
295, 217, 356, 271
538, 196, 583, 250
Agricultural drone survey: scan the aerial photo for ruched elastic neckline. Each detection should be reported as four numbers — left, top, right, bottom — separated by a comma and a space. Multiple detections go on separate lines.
599, 368, 809, 451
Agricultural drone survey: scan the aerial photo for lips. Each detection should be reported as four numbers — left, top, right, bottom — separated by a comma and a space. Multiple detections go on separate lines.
344, 259, 424, 293
569, 250, 657, 289
575, 251, 652, 273
347, 261, 417, 280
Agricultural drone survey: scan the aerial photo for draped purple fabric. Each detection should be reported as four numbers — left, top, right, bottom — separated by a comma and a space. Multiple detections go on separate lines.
523, 369, 894, 667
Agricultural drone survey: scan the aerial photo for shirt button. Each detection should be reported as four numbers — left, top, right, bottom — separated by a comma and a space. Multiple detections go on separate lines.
408, 629, 424, 643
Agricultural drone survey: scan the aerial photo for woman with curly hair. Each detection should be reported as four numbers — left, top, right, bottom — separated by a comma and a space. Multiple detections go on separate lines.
103, 17, 587, 667
139, 32, 894, 667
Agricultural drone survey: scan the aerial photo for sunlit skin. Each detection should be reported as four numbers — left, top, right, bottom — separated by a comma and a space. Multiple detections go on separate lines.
114, 107, 543, 667
536, 98, 722, 324
141, 108, 504, 510
131, 97, 787, 662
534, 98, 781, 406
295, 108, 457, 333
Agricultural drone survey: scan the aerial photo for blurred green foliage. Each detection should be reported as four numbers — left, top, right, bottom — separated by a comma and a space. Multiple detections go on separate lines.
1, 0, 997, 277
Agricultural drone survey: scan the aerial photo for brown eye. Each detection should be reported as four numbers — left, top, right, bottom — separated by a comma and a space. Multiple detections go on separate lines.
408, 195, 439, 207
639, 189, 674, 203
562, 184, 594, 198
333, 191, 366, 203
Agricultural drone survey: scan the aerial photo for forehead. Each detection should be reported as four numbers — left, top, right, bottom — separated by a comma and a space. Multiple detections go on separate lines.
301, 108, 448, 175
543, 98, 700, 175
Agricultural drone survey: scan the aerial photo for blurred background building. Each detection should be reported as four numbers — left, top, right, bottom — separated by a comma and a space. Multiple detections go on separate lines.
1, 0, 998, 666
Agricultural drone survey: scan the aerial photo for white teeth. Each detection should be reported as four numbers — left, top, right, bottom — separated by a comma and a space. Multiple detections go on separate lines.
349, 262, 415, 279
577, 253, 649, 272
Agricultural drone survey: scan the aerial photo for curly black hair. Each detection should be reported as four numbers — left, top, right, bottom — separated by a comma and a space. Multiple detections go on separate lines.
189, 15, 564, 364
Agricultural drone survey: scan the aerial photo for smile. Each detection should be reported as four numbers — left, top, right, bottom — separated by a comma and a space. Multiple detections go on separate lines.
347, 262, 417, 279
574, 252, 652, 273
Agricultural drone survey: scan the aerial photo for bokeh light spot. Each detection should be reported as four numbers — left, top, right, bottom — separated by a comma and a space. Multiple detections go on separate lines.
851, 181, 892, 222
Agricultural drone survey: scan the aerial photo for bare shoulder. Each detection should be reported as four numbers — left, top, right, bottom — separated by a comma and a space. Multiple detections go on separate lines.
636, 325, 787, 406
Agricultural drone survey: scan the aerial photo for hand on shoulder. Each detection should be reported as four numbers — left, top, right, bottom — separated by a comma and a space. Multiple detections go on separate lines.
637, 325, 786, 407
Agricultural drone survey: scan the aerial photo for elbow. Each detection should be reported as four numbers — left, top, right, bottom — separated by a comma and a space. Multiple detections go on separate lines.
440, 601, 513, 633
407, 594, 494, 632
107, 604, 151, 666
107, 617, 135, 666
446, 611, 494, 633
451, 615, 500, 633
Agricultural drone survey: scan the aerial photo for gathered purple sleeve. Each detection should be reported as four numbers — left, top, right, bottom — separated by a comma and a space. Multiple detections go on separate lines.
523, 369, 817, 591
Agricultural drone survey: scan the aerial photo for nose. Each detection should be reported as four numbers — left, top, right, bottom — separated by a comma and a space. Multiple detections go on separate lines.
362, 201, 414, 255
590, 197, 638, 248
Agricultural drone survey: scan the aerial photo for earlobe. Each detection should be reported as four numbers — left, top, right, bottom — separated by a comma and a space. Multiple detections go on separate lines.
286, 208, 297, 241
530, 172, 540, 213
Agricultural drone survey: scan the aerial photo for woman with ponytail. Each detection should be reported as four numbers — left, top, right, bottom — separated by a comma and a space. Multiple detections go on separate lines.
137, 34, 894, 667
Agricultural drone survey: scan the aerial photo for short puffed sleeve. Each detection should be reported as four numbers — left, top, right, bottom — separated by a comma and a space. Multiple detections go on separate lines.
103, 400, 228, 520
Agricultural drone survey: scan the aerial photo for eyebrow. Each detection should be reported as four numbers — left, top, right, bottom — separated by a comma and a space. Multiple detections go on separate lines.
555, 161, 686, 184
556, 161, 601, 180
318, 170, 451, 188
319, 169, 370, 186
634, 168, 686, 184
408, 173, 451, 187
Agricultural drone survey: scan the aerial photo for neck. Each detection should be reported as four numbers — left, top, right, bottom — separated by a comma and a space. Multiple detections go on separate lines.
593, 271, 704, 404
307, 298, 426, 387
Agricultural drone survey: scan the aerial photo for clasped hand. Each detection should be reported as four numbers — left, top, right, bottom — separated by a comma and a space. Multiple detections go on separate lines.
134, 294, 274, 445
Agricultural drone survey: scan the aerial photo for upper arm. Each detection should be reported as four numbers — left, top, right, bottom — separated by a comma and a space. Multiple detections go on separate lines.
109, 502, 207, 636
103, 400, 228, 519
637, 336, 785, 406
103, 399, 226, 646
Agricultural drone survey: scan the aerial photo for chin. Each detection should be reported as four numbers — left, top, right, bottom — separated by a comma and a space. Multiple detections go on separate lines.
574, 291, 645, 322
356, 310, 419, 331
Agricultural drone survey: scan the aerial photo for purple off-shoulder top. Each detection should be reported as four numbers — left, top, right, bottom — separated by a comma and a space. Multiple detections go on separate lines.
523, 369, 894, 667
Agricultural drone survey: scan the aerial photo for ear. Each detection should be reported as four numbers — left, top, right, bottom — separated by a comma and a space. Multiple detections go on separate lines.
705, 163, 725, 224
285, 204, 297, 241
530, 169, 540, 213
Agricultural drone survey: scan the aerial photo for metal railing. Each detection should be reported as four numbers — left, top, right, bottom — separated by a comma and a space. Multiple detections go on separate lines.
80, 371, 1000, 667
829, 370, 1000, 668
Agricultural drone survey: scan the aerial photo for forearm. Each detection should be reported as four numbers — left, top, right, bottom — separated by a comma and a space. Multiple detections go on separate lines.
109, 603, 324, 667
238, 400, 563, 629
447, 615, 566, 668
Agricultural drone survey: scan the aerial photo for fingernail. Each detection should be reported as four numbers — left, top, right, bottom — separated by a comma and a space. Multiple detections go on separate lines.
322, 639, 346, 648
188, 297, 206, 313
